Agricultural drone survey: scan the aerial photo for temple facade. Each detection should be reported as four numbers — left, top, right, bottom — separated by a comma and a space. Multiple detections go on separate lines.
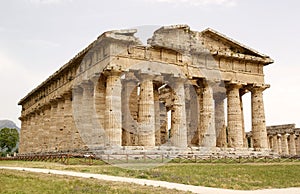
18, 25, 273, 154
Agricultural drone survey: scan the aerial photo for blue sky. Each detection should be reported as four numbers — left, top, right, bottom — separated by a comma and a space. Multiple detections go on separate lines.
0, 0, 299, 130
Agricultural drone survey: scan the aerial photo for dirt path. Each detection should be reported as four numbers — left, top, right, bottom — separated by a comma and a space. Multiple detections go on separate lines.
0, 166, 299, 194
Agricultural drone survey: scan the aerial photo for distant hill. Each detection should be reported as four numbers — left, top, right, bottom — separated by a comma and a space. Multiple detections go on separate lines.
0, 120, 20, 132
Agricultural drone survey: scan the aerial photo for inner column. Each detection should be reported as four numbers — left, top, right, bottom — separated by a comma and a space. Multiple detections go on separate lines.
198, 80, 216, 147
281, 133, 289, 155
214, 93, 227, 148
171, 78, 187, 147
138, 74, 155, 146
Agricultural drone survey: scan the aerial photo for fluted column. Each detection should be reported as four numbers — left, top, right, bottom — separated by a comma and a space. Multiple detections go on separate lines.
277, 135, 282, 154
19, 116, 28, 153
281, 133, 289, 155
226, 83, 243, 148
39, 108, 46, 152
121, 77, 138, 146
43, 104, 51, 151
296, 136, 300, 155
268, 135, 272, 149
81, 81, 95, 146
72, 86, 84, 149
33, 113, 39, 152
251, 86, 268, 149
138, 74, 155, 146
56, 96, 65, 151
27, 115, 33, 152
49, 99, 58, 152
35, 109, 42, 153
154, 88, 161, 146
94, 76, 107, 146
272, 134, 279, 153
289, 133, 296, 155
171, 78, 187, 147
198, 80, 216, 147
240, 94, 247, 148
105, 71, 122, 146
215, 95, 227, 148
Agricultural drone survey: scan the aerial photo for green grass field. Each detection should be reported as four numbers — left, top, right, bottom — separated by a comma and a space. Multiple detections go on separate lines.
1, 160, 300, 190
0, 169, 190, 194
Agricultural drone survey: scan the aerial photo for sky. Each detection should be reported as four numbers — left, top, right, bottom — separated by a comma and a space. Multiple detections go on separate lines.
0, 0, 299, 131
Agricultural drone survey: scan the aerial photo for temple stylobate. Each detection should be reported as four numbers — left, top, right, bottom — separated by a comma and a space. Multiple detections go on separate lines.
18, 25, 273, 154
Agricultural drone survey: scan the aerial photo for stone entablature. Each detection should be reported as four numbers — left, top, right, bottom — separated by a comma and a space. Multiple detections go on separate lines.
18, 25, 273, 154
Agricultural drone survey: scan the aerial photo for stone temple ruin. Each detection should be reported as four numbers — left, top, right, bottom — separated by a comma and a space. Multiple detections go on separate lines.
247, 124, 300, 156
18, 24, 279, 157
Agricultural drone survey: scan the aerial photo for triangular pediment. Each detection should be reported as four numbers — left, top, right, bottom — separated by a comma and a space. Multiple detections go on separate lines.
200, 28, 270, 59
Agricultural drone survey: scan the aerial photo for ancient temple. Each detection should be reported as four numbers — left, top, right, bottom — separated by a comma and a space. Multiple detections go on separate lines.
18, 25, 273, 154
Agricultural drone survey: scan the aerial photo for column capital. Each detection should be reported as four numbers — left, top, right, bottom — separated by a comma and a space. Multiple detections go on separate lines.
225, 82, 243, 90
104, 70, 122, 77
214, 92, 226, 102
249, 84, 270, 92
72, 85, 83, 94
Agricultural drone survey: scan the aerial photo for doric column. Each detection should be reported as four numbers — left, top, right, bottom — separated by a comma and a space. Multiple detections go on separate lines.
171, 78, 187, 147
72, 86, 84, 149
214, 94, 227, 148
250, 86, 268, 149
198, 80, 216, 147
272, 134, 279, 153
62, 92, 74, 150
56, 96, 65, 151
296, 135, 300, 155
138, 74, 155, 146
121, 82, 131, 146
33, 111, 41, 153
268, 135, 273, 149
239, 93, 247, 148
19, 116, 28, 153
49, 99, 58, 152
105, 71, 122, 146
226, 83, 243, 148
81, 80, 95, 146
277, 134, 282, 154
32, 113, 38, 152
39, 108, 46, 152
288, 133, 297, 155
121, 76, 138, 146
27, 115, 33, 152
281, 133, 289, 155
43, 104, 51, 151
154, 88, 161, 146
94, 76, 107, 145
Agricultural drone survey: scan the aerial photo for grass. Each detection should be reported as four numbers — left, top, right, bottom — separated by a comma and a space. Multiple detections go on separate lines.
1, 160, 300, 190
0, 169, 190, 194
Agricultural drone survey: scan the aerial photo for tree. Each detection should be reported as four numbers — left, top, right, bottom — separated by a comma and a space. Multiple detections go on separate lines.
0, 128, 19, 153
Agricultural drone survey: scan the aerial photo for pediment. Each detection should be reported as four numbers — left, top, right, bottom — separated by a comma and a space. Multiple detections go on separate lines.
200, 28, 270, 59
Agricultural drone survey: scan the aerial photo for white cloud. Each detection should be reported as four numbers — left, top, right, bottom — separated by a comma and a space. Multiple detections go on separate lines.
148, 0, 236, 7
